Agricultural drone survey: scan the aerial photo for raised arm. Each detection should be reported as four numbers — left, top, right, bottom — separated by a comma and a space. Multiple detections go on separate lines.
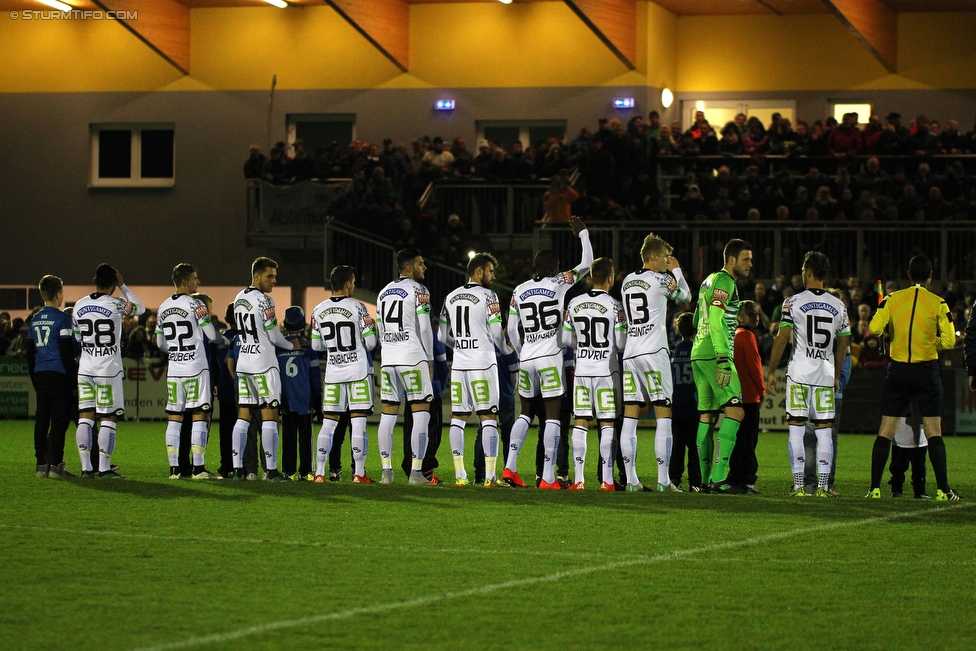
569, 215, 594, 280
361, 306, 378, 352
666, 258, 692, 303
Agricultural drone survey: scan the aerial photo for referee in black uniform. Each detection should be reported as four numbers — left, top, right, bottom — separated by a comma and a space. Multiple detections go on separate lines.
865, 255, 962, 501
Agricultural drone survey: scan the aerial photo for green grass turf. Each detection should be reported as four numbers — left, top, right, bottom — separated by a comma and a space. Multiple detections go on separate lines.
2, 419, 975, 651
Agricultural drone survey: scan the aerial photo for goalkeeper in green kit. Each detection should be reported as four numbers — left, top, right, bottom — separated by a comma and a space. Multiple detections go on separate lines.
691, 239, 753, 494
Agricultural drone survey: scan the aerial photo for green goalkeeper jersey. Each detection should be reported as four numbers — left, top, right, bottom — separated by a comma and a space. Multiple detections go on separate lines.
691, 269, 740, 360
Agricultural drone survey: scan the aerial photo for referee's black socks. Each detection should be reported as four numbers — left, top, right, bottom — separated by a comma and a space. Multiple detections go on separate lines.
870, 436, 891, 490
927, 436, 950, 493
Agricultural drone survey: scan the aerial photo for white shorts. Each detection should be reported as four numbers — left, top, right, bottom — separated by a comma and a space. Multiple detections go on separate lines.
237, 368, 282, 409
786, 379, 835, 421
622, 351, 673, 406
322, 378, 374, 414
451, 367, 499, 415
573, 373, 621, 421
166, 370, 212, 414
517, 354, 566, 400
78, 372, 125, 417
380, 362, 433, 404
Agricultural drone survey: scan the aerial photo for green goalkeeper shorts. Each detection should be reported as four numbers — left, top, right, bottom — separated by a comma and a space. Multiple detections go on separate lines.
692, 358, 743, 412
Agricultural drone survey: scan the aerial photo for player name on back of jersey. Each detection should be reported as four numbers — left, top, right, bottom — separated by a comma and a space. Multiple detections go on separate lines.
379, 287, 411, 344
76, 303, 118, 357
798, 299, 840, 361
572, 300, 611, 362
158, 306, 198, 363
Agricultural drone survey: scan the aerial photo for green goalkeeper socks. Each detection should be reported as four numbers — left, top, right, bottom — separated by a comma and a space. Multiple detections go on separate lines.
710, 417, 741, 484
696, 420, 715, 486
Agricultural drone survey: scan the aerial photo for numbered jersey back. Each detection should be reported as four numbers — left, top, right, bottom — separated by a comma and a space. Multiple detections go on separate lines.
782, 288, 851, 386
510, 271, 578, 361
440, 284, 501, 370
376, 277, 431, 367
621, 268, 681, 359
233, 287, 279, 374
156, 294, 212, 377
564, 290, 626, 376
311, 296, 374, 383
73, 293, 133, 377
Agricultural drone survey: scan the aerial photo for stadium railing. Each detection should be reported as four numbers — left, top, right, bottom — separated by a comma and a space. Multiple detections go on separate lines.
419, 180, 551, 237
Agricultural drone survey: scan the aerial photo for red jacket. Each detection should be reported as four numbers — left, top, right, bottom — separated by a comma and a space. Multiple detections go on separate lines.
827, 126, 863, 155
734, 327, 765, 404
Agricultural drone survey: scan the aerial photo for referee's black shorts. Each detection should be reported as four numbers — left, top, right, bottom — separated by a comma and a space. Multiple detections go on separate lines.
880, 360, 943, 418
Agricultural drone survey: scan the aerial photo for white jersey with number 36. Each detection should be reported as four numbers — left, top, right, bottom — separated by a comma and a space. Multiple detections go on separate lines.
781, 288, 851, 387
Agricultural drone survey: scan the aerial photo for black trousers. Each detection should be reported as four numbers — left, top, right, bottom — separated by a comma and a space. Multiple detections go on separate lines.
32, 371, 73, 466
243, 418, 263, 475
889, 445, 928, 495
402, 398, 444, 477
669, 413, 702, 489
217, 400, 237, 474
728, 402, 761, 487
329, 412, 351, 474
281, 411, 313, 477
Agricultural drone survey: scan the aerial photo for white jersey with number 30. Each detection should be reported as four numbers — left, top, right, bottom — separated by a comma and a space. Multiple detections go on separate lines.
781, 288, 851, 387
561, 290, 627, 376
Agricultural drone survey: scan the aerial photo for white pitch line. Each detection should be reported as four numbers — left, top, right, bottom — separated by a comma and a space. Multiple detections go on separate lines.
0, 523, 622, 561
128, 503, 971, 651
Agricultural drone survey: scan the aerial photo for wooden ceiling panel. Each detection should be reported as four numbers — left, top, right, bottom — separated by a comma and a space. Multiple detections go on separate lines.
564, 0, 637, 69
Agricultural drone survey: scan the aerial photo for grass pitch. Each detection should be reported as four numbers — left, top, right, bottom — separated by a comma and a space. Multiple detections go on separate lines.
2, 420, 975, 651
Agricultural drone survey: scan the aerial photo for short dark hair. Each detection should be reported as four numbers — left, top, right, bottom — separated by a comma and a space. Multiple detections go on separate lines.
224, 302, 235, 325
251, 257, 278, 277
172, 263, 196, 288
466, 252, 497, 277
533, 249, 559, 276
802, 251, 830, 281
908, 255, 933, 282
675, 312, 695, 339
590, 257, 614, 285
330, 265, 356, 291
38, 275, 63, 302
396, 248, 422, 272
94, 263, 118, 290
724, 239, 753, 264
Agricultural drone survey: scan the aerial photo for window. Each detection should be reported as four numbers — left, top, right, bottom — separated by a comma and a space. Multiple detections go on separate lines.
681, 100, 796, 131
832, 103, 872, 125
286, 114, 356, 160
90, 124, 175, 187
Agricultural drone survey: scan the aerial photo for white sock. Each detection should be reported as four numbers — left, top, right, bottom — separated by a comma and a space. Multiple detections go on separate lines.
482, 419, 499, 480
191, 420, 208, 467
165, 420, 181, 467
620, 417, 639, 485
815, 427, 833, 489
411, 410, 430, 471
351, 416, 368, 476
315, 418, 339, 477
261, 420, 278, 471
232, 418, 249, 469
600, 426, 615, 485
543, 419, 561, 484
505, 414, 531, 472
788, 423, 806, 488
77, 418, 95, 472
97, 421, 117, 472
450, 417, 467, 480
572, 425, 588, 484
655, 417, 673, 487
378, 412, 397, 469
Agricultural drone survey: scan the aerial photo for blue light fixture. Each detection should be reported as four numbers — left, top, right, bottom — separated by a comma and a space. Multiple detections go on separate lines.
434, 99, 456, 111
612, 97, 635, 109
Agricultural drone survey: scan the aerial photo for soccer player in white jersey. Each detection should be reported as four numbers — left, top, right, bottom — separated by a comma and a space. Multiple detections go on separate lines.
560, 258, 627, 490
310, 265, 378, 484
230, 257, 302, 482
438, 253, 510, 487
765, 251, 850, 497
506, 215, 593, 489
156, 263, 223, 480
375, 248, 437, 485
619, 233, 692, 492
72, 264, 144, 479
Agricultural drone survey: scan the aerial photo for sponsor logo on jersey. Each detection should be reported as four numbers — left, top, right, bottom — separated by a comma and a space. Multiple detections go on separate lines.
235, 298, 253, 311
799, 301, 839, 316
77, 304, 112, 318
194, 304, 209, 320
161, 307, 189, 319
710, 299, 726, 310
560, 271, 575, 285
665, 276, 678, 293
623, 279, 651, 291
380, 287, 408, 300
488, 300, 500, 315
520, 287, 557, 300
264, 307, 276, 322
713, 288, 730, 303
320, 307, 354, 318
574, 301, 608, 314
417, 292, 430, 306
449, 292, 479, 304
363, 314, 375, 327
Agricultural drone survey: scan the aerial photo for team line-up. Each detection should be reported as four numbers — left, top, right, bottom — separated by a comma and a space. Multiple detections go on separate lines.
26, 217, 963, 500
